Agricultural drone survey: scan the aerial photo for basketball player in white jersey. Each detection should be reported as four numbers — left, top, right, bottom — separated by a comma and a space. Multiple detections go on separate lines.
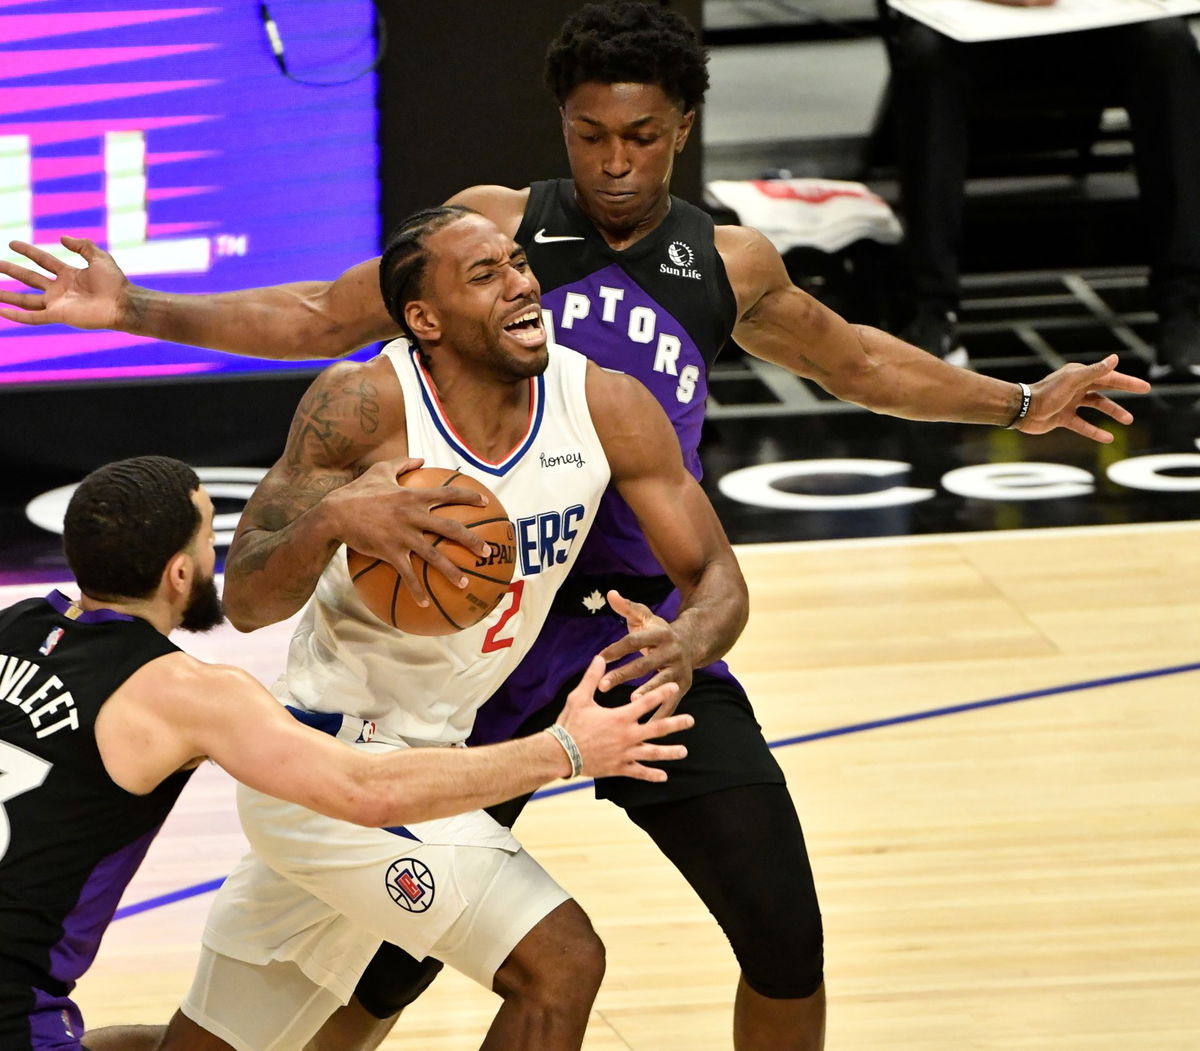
154, 206, 747, 1051
0, 454, 692, 1051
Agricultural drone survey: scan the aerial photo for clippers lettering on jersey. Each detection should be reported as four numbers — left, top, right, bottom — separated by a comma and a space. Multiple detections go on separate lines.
0, 654, 80, 738
515, 505, 586, 576
544, 265, 707, 407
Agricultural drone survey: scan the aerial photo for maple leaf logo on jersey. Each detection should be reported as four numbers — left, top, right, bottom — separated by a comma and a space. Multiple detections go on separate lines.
581, 590, 607, 614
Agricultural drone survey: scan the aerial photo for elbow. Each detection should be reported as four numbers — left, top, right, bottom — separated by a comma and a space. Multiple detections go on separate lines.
827, 328, 884, 407
221, 586, 273, 634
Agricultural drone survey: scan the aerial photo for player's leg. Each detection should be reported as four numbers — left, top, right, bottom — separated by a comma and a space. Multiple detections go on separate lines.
595, 672, 824, 1050
626, 783, 825, 1051
483, 898, 604, 1049
304, 948, 444, 1051
240, 781, 595, 1050
334, 717, 558, 1034
81, 1024, 167, 1049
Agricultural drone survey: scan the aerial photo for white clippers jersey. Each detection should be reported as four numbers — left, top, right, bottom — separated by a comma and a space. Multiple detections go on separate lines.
275, 340, 611, 744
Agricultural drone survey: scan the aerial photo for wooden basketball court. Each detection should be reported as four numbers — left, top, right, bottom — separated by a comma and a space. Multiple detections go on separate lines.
7, 521, 1198, 1049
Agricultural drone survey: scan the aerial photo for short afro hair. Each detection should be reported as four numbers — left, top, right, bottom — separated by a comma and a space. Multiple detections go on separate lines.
64, 455, 201, 601
545, 1, 709, 113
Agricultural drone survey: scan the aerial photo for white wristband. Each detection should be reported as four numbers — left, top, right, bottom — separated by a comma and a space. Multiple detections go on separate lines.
544, 724, 583, 778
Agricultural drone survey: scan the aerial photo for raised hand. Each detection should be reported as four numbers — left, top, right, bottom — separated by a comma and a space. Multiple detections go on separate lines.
1016, 354, 1151, 443
596, 589, 695, 716
556, 655, 692, 782
0, 237, 132, 330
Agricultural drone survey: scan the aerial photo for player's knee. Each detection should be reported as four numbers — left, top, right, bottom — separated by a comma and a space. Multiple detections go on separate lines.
353, 948, 444, 1019
494, 917, 605, 1006
731, 901, 824, 1000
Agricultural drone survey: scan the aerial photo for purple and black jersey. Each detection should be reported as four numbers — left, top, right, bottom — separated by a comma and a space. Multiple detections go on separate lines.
0, 592, 190, 1049
471, 180, 740, 745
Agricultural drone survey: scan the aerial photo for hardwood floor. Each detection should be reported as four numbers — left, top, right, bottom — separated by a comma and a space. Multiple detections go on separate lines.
6, 521, 1197, 1049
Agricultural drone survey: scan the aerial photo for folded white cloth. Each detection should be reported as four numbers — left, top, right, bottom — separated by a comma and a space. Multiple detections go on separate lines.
706, 178, 902, 255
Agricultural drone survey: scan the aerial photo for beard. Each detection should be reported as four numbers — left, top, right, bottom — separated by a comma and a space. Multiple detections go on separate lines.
180, 571, 224, 633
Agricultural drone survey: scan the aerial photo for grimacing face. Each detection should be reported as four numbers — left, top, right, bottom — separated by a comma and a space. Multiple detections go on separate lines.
561, 80, 694, 235
416, 214, 549, 381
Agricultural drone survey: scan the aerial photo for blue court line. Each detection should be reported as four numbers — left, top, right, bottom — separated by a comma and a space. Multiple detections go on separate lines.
112, 659, 1200, 921
113, 876, 226, 921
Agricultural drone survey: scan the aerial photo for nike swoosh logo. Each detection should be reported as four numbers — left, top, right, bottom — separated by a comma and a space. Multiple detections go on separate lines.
533, 228, 585, 244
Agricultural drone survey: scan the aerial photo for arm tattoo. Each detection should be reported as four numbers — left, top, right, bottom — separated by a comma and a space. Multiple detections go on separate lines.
285, 373, 380, 466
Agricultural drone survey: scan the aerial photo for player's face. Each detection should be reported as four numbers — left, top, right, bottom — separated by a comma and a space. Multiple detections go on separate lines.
422, 214, 548, 381
180, 488, 223, 633
561, 81, 695, 235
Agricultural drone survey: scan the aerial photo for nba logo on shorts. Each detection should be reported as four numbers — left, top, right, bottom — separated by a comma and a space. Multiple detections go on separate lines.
385, 858, 435, 913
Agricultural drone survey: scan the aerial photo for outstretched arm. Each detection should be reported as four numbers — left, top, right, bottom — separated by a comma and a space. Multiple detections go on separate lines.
587, 365, 749, 707
223, 357, 488, 630
716, 225, 1149, 441
96, 653, 696, 826
0, 237, 397, 359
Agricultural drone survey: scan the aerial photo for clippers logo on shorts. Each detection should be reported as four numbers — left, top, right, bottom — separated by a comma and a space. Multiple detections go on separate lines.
662, 240, 701, 280
386, 857, 435, 913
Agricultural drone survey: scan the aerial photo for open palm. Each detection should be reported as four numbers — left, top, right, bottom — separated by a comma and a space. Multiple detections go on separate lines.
0, 237, 130, 330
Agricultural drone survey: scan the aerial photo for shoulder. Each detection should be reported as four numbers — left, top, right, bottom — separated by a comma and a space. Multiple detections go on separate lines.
444, 184, 530, 238
714, 223, 781, 272
285, 353, 406, 466
584, 361, 667, 438
713, 223, 790, 319
120, 650, 256, 703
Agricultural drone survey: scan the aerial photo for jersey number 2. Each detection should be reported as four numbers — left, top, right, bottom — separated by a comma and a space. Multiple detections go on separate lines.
0, 740, 52, 862
482, 581, 524, 653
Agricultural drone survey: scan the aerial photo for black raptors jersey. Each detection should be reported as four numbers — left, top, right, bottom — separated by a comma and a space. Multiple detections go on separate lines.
472, 180, 740, 746
0, 591, 190, 1046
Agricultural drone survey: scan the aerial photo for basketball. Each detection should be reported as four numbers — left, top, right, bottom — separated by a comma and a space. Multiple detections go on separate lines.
346, 467, 516, 635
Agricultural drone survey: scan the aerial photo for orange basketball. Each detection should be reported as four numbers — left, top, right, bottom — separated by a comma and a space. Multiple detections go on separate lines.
346, 467, 516, 636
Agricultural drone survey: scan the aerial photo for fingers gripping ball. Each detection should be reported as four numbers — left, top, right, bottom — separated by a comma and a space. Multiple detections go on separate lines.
347, 468, 516, 635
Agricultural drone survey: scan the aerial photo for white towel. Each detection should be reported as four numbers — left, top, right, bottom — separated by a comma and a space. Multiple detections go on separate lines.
706, 178, 903, 255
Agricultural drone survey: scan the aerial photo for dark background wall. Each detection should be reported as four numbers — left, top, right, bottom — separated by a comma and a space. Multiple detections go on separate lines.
374, 0, 703, 233
1, 0, 704, 484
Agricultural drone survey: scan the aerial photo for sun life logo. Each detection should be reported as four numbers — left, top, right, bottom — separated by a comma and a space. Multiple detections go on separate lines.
668, 240, 694, 267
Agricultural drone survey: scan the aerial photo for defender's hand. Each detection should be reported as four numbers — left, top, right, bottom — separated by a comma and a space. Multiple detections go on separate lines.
0, 237, 131, 330
328, 457, 490, 606
1016, 355, 1150, 444
597, 589, 694, 717
556, 655, 691, 782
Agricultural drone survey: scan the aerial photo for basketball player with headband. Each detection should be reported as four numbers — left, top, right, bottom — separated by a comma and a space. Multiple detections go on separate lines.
123, 205, 747, 1051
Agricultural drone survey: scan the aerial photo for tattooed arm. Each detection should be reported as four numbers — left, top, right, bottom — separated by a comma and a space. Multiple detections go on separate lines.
223, 357, 486, 631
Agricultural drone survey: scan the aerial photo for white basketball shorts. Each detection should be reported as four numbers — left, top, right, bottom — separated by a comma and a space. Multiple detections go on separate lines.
179, 783, 569, 1048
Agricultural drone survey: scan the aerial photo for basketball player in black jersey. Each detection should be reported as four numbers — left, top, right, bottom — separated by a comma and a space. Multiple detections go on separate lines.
0, 5, 1151, 1049
0, 455, 693, 1051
